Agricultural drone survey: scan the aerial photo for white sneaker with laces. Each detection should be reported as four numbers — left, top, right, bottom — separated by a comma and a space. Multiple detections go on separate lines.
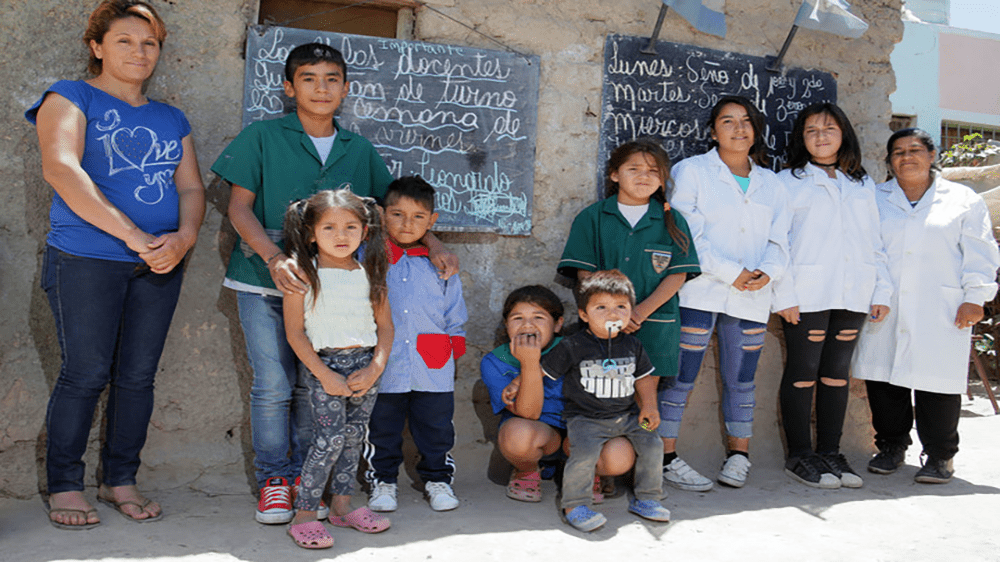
424, 481, 460, 511
663, 457, 714, 492
718, 454, 752, 488
368, 482, 398, 512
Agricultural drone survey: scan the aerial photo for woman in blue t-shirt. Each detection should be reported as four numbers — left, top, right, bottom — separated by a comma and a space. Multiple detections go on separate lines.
25, 1, 204, 529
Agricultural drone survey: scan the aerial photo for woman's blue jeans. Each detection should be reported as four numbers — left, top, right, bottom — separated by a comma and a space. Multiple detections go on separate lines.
236, 291, 309, 488
42, 246, 183, 493
657, 308, 766, 440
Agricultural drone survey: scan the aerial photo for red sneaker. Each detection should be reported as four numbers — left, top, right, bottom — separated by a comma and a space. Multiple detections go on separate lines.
256, 476, 293, 524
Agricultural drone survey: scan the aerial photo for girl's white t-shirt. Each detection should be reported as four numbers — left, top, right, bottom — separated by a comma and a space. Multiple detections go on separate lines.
303, 266, 377, 350
617, 202, 649, 228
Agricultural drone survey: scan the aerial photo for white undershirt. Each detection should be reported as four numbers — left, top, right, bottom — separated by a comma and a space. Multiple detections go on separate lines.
309, 131, 337, 165
618, 202, 649, 228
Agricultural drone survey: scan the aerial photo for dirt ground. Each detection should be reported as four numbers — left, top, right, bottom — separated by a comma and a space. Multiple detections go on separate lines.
3, 393, 998, 562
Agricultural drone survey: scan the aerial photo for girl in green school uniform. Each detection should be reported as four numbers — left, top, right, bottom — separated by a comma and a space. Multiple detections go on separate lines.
557, 138, 701, 420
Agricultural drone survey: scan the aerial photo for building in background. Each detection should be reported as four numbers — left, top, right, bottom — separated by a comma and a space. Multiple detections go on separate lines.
892, 0, 1000, 150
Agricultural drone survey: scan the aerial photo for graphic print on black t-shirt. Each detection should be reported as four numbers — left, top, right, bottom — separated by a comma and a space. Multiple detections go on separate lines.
540, 330, 655, 420
578, 357, 637, 399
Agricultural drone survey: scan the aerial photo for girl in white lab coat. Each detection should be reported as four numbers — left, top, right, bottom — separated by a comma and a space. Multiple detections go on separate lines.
852, 128, 999, 484
774, 103, 891, 489
659, 96, 790, 491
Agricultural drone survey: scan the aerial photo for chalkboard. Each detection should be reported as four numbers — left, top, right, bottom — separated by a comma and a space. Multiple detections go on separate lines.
242, 25, 540, 235
599, 34, 837, 187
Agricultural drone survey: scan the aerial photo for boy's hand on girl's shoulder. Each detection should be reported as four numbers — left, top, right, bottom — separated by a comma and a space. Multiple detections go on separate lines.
510, 333, 543, 364
269, 254, 309, 295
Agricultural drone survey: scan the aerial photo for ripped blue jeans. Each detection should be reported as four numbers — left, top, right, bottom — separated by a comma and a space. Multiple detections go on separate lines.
657, 308, 766, 439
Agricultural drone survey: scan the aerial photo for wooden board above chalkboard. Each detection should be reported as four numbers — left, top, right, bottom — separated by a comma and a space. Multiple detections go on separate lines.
599, 34, 837, 190
242, 25, 540, 235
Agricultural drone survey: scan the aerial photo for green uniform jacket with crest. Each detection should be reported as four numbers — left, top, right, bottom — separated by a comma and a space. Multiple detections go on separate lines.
558, 195, 701, 378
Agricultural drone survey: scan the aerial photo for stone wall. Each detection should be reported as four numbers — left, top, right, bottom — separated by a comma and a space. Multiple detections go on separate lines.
0, 0, 903, 498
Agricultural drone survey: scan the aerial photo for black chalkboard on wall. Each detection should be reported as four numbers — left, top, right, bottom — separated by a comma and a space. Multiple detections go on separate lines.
599, 34, 837, 188
242, 25, 540, 235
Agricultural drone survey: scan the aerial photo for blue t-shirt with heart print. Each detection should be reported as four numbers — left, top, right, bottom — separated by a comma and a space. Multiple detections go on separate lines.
26, 80, 191, 262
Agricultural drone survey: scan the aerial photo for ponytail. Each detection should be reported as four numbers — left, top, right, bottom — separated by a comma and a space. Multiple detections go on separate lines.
283, 198, 320, 295
359, 196, 389, 306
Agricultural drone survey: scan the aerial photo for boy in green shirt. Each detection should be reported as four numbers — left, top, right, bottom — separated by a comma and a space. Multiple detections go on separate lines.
211, 43, 456, 525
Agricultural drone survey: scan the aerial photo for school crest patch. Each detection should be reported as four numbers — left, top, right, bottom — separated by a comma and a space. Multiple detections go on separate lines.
648, 249, 672, 274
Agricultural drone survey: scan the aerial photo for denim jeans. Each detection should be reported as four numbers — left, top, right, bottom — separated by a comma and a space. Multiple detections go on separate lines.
562, 413, 661, 510
41, 246, 183, 493
657, 308, 766, 439
236, 291, 310, 488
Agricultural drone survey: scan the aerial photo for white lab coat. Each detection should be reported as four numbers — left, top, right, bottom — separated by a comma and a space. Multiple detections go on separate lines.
671, 148, 790, 323
852, 176, 999, 394
772, 165, 892, 313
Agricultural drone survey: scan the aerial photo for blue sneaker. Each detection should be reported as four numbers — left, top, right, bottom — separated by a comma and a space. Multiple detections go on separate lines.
563, 505, 607, 532
628, 498, 671, 522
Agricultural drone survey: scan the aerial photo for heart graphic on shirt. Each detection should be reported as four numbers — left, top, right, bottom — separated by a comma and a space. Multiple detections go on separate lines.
110, 126, 158, 173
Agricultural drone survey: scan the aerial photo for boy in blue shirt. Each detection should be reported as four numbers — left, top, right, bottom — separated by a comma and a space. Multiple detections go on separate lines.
211, 44, 457, 524
541, 270, 670, 532
363, 176, 468, 512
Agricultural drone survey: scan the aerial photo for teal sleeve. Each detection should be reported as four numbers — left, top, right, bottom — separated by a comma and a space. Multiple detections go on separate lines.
556, 205, 600, 279
211, 123, 264, 195
666, 209, 701, 277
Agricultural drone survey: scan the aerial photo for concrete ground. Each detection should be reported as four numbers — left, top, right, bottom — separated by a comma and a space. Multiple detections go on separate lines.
3, 394, 998, 562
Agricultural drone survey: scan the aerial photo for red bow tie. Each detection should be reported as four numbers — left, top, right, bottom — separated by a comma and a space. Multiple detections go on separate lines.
387, 241, 429, 264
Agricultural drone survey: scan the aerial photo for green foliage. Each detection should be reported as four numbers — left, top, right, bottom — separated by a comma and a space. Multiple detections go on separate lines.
941, 133, 1000, 168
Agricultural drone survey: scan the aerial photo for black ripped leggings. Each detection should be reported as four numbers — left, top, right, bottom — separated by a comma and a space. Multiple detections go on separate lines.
780, 309, 867, 459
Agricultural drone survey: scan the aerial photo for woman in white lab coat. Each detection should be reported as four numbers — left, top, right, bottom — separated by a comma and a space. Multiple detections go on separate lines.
852, 128, 999, 484
774, 103, 891, 490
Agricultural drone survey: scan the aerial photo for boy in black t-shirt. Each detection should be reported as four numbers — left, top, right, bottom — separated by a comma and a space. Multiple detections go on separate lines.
541, 270, 670, 532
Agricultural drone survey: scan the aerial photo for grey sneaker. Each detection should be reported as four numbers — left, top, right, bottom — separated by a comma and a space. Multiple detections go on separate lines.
819, 452, 864, 488
867, 446, 906, 475
914, 456, 954, 484
424, 481, 460, 511
368, 482, 398, 512
663, 457, 714, 492
718, 454, 751, 488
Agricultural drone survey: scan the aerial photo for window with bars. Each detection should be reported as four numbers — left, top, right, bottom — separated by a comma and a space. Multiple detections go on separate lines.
258, 0, 416, 38
941, 121, 1000, 152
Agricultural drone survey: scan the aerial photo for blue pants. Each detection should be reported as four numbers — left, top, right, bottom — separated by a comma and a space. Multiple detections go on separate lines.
562, 413, 661, 510
657, 308, 766, 440
364, 391, 456, 485
41, 246, 184, 493
295, 348, 378, 510
237, 292, 310, 489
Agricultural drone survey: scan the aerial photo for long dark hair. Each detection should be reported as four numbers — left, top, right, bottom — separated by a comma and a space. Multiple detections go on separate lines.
605, 138, 690, 254
786, 102, 867, 182
884, 127, 941, 181
283, 189, 388, 306
707, 95, 769, 167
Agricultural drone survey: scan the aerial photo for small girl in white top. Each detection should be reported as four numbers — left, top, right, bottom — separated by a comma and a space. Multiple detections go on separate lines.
282, 189, 393, 549
660, 96, 790, 491
773, 103, 891, 490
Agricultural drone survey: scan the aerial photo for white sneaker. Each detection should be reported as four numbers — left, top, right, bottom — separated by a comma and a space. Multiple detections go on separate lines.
424, 481, 460, 511
663, 457, 714, 492
718, 454, 751, 488
368, 482, 398, 512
